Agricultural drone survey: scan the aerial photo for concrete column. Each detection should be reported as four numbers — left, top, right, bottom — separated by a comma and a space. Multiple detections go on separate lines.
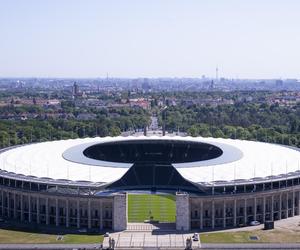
244, 199, 247, 225
20, 194, 24, 221
254, 197, 257, 221
298, 191, 300, 216
279, 193, 282, 220
13, 193, 17, 219
292, 191, 295, 216
233, 199, 237, 227
286, 193, 289, 218
46, 198, 49, 225
7, 192, 10, 218
271, 195, 274, 221
1, 190, 4, 217
223, 200, 226, 228
113, 193, 128, 231
77, 199, 80, 228
28, 195, 31, 223
262, 196, 266, 223
200, 200, 203, 230
99, 200, 103, 230
55, 198, 59, 226
66, 199, 69, 228
36, 196, 40, 224
211, 200, 215, 229
88, 200, 91, 229
197, 202, 201, 229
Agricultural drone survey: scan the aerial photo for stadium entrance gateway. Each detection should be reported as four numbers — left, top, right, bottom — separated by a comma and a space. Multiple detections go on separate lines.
127, 193, 176, 224
112, 192, 190, 231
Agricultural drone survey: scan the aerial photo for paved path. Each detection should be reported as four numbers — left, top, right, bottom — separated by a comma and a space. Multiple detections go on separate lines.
149, 116, 159, 131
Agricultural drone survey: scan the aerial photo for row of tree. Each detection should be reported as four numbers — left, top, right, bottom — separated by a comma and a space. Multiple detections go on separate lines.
0, 113, 150, 148
188, 123, 300, 146
161, 103, 300, 147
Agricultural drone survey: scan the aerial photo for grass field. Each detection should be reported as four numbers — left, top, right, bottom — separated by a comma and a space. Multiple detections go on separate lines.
200, 230, 300, 243
128, 194, 176, 223
0, 228, 103, 243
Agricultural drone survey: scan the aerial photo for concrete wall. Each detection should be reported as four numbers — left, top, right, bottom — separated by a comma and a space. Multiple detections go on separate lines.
113, 193, 127, 231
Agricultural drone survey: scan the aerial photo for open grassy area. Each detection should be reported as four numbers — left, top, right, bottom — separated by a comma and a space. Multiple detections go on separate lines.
0, 228, 103, 244
200, 229, 300, 243
128, 194, 176, 222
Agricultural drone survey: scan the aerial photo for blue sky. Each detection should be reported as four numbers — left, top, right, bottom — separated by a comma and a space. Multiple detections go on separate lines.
0, 0, 300, 78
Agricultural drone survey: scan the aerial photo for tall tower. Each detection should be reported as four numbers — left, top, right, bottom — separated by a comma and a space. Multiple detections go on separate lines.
215, 66, 219, 82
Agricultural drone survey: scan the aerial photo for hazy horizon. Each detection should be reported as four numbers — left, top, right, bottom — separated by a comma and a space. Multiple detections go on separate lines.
1, 0, 300, 79
0, 76, 299, 81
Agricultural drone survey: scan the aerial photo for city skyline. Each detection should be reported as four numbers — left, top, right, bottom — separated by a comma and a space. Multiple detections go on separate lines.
1, 0, 300, 79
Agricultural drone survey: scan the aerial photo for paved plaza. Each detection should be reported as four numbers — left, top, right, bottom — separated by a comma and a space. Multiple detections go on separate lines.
103, 231, 201, 249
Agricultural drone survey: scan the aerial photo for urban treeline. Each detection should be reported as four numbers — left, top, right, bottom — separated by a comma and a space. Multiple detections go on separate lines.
0, 87, 300, 148
162, 103, 300, 147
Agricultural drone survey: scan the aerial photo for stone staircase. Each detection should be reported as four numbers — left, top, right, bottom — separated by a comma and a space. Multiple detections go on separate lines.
126, 222, 176, 232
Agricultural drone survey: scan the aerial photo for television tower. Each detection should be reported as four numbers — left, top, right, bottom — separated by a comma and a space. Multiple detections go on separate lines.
215, 66, 219, 82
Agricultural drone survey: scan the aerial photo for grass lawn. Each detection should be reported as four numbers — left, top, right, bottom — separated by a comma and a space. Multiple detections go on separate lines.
200, 229, 300, 243
128, 194, 175, 223
0, 228, 103, 244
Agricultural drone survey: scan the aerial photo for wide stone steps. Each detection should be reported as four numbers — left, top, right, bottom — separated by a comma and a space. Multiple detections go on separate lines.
126, 223, 176, 232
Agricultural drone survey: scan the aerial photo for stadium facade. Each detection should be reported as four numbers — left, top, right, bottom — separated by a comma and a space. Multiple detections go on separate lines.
0, 136, 300, 231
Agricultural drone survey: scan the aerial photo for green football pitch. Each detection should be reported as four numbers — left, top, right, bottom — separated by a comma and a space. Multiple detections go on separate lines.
127, 194, 176, 223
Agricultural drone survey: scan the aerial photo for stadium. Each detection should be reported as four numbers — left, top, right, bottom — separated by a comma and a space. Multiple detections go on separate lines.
0, 136, 300, 231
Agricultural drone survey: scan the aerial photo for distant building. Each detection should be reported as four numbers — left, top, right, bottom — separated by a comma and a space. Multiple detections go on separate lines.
76, 113, 97, 120
142, 78, 151, 92
129, 98, 150, 110
210, 80, 214, 90
72, 82, 79, 99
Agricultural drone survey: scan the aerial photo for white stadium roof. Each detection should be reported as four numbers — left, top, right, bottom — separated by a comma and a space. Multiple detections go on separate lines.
0, 136, 299, 184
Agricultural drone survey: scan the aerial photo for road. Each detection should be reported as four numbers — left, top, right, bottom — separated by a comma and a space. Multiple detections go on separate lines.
149, 116, 159, 131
